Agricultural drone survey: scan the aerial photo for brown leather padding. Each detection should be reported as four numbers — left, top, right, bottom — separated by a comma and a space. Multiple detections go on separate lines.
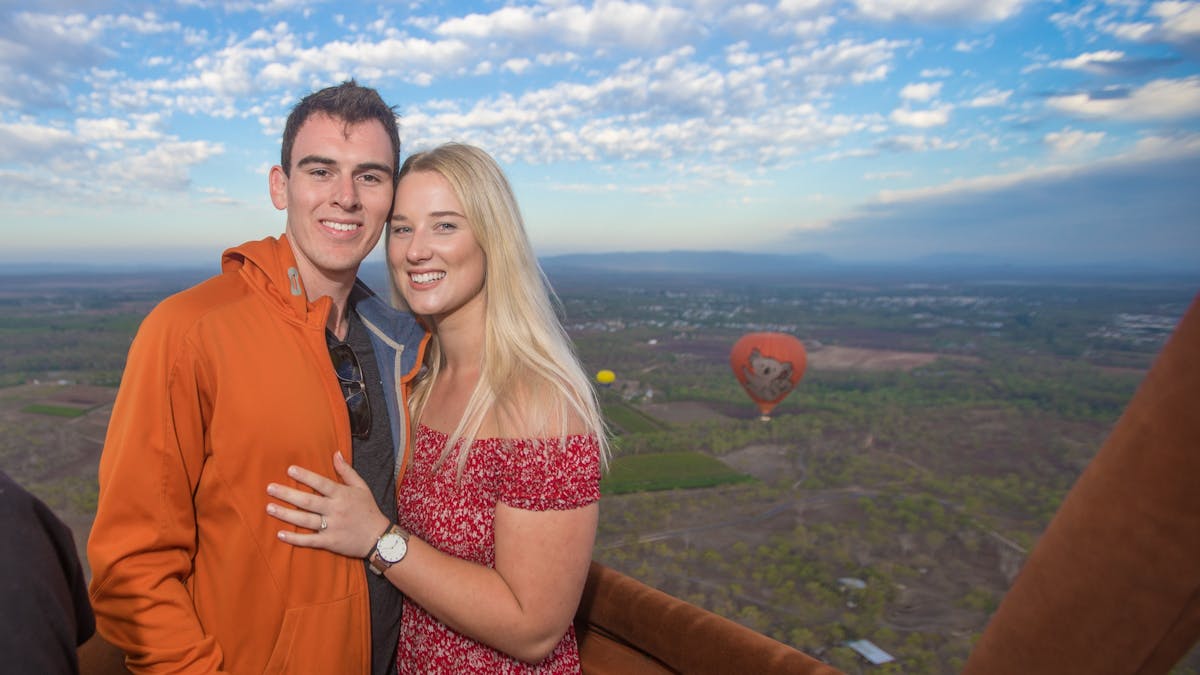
963, 293, 1200, 675
576, 561, 842, 674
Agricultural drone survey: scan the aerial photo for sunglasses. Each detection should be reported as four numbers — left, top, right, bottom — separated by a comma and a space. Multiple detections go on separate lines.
328, 342, 372, 440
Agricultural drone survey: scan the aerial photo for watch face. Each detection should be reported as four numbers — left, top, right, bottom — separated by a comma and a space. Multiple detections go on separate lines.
377, 532, 407, 563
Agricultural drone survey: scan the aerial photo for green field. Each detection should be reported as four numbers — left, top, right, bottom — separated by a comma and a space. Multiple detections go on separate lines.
600, 450, 755, 494
603, 401, 671, 434
21, 404, 87, 418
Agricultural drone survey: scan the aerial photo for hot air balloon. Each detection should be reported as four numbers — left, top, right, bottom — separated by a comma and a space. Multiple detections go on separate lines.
595, 369, 616, 386
730, 332, 807, 420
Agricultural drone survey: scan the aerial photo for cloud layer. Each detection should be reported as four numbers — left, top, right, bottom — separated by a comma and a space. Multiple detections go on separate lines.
0, 0, 1197, 264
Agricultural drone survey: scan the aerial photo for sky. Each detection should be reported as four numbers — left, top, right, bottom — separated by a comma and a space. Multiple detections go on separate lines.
2, 0, 1198, 269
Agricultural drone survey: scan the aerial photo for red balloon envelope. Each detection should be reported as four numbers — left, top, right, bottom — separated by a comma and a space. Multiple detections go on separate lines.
730, 332, 807, 418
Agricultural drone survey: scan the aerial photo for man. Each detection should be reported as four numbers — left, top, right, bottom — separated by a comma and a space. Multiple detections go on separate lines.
88, 81, 427, 674
1, 470, 95, 674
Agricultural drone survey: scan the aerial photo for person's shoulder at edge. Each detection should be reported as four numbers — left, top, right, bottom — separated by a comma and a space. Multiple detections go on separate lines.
0, 470, 95, 673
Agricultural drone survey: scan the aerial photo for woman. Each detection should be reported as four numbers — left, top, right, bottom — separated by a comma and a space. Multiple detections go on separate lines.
266, 142, 608, 673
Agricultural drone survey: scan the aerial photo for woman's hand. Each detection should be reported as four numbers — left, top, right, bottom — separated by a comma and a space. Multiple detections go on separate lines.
266, 451, 391, 558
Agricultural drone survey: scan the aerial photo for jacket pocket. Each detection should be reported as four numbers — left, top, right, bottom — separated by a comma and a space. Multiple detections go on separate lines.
262, 593, 368, 674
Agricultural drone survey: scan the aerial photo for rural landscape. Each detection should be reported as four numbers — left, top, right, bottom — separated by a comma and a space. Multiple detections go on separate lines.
2, 254, 1197, 673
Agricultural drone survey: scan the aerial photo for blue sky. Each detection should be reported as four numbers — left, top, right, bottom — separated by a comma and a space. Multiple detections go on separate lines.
2, 0, 1198, 268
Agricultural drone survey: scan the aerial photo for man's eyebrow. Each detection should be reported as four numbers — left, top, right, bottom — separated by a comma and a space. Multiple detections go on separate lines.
357, 162, 394, 175
296, 155, 335, 168
294, 156, 393, 175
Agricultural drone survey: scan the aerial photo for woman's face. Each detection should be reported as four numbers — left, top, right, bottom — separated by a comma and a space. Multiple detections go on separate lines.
387, 170, 487, 326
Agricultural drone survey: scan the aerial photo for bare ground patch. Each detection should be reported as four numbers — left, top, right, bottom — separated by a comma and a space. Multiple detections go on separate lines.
807, 345, 973, 371
723, 444, 799, 484
639, 401, 733, 426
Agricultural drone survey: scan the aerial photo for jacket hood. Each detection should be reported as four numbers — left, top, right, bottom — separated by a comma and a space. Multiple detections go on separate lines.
221, 234, 330, 327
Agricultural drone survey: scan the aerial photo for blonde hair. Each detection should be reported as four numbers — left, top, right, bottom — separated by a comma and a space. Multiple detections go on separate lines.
387, 142, 609, 474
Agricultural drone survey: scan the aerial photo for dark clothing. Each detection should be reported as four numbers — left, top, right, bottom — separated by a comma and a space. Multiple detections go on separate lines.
339, 311, 403, 675
0, 470, 95, 675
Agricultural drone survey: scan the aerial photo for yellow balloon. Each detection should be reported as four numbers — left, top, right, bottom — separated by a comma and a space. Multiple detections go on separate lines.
595, 369, 616, 384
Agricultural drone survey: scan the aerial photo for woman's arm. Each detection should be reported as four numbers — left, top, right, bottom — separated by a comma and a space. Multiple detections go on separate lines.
266, 451, 597, 664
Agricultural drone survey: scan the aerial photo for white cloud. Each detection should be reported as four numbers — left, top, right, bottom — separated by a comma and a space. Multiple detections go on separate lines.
2, 0, 1197, 264
954, 35, 996, 52
853, 0, 1031, 23
792, 37, 908, 88
1050, 5, 1096, 33
98, 12, 181, 35
434, 1, 697, 51
890, 105, 952, 127
1150, 1, 1200, 44
967, 89, 1012, 107
724, 2, 772, 26
168, 29, 477, 103
1096, 1, 1200, 48
0, 121, 79, 161
503, 57, 533, 74
1051, 50, 1127, 72
396, 43, 878, 170
1044, 127, 1105, 154
1048, 76, 1200, 120
875, 133, 958, 152
779, 0, 834, 12
720, 0, 837, 37
1103, 20, 1157, 41
114, 140, 225, 191
435, 6, 540, 40
75, 114, 166, 145
900, 81, 942, 101
15, 12, 106, 44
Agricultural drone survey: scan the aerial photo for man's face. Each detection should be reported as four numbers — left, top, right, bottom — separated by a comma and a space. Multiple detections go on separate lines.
269, 113, 395, 294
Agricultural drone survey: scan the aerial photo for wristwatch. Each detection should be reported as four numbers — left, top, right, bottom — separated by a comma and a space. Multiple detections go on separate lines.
367, 523, 410, 575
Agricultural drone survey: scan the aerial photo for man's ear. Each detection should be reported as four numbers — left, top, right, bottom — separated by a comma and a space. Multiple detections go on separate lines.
268, 165, 288, 210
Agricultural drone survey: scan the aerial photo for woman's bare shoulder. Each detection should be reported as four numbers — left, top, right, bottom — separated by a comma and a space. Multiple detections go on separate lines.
490, 381, 591, 440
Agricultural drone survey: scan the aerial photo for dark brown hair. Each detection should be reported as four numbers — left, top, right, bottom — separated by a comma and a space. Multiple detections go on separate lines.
279, 79, 400, 182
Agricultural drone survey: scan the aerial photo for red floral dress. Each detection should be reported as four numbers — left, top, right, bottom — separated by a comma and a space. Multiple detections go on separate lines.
395, 424, 602, 674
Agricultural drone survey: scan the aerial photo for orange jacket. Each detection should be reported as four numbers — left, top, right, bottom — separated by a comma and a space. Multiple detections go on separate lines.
88, 236, 426, 674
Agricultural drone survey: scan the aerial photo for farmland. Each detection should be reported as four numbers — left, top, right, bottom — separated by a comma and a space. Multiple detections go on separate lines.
2, 261, 1197, 673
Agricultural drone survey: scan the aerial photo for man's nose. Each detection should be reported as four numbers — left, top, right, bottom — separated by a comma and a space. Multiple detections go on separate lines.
332, 175, 360, 210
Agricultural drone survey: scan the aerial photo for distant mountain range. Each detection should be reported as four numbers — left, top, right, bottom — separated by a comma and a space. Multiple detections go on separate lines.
538, 250, 837, 275
535, 250, 1196, 280
2, 250, 1195, 281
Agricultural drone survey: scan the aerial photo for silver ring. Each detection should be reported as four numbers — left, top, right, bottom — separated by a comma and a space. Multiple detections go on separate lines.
319, 515, 328, 531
